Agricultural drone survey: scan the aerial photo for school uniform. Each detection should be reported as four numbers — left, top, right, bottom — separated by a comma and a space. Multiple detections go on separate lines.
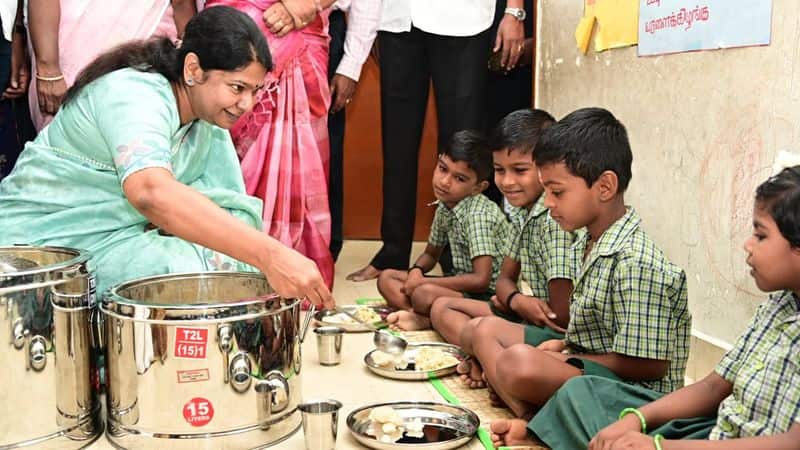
528, 289, 800, 449
500, 196, 575, 340
563, 207, 691, 394
428, 193, 508, 295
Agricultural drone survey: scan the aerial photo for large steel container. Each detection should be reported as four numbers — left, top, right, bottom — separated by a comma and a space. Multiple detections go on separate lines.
0, 246, 103, 449
100, 272, 312, 449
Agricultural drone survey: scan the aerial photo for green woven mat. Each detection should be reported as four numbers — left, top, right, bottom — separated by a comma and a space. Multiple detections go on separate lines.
428, 375, 495, 450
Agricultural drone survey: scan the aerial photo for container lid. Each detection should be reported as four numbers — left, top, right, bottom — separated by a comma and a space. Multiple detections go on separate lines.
101, 271, 300, 324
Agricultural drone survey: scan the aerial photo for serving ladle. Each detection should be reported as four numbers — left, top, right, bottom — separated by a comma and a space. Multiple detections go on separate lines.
333, 307, 408, 355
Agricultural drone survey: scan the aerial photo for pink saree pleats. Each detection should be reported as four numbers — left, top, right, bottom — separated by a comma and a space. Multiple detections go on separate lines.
206, 0, 334, 288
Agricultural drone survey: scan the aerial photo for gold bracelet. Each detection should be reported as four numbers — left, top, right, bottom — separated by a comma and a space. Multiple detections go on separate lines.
36, 73, 65, 82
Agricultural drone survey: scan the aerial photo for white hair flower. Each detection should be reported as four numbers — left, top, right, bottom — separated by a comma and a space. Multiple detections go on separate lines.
772, 150, 800, 175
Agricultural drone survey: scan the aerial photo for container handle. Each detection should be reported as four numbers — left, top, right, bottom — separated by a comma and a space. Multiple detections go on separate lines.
0, 264, 83, 295
300, 302, 315, 343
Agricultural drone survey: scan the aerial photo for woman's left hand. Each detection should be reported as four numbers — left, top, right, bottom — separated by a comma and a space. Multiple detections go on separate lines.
263, 3, 296, 37
494, 15, 525, 70
281, 0, 319, 29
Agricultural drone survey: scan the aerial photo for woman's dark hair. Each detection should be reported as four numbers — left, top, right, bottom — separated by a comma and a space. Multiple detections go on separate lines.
440, 130, 492, 182
64, 6, 271, 104
534, 107, 633, 192
755, 165, 800, 248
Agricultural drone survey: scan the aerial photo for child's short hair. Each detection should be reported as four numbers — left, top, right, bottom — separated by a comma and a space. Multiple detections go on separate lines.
755, 165, 800, 247
440, 130, 492, 182
489, 108, 556, 156
534, 107, 633, 192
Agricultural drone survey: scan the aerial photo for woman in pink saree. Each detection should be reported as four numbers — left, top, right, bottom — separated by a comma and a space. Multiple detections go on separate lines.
205, 0, 336, 288
27, 0, 197, 130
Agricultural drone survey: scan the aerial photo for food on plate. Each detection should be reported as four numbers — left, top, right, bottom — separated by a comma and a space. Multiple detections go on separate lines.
321, 307, 381, 325
413, 346, 459, 372
352, 306, 381, 323
366, 406, 405, 443
366, 407, 426, 443
371, 350, 409, 370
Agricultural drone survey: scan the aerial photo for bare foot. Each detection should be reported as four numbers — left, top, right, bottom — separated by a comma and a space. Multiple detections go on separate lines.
386, 310, 431, 331
487, 382, 508, 408
490, 419, 537, 448
456, 360, 486, 389
346, 265, 381, 282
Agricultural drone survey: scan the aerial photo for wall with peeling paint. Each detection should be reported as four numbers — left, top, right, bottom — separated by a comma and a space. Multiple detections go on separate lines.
536, 1, 795, 345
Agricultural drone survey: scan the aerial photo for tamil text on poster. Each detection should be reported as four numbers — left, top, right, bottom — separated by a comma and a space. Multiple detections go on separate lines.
638, 0, 772, 56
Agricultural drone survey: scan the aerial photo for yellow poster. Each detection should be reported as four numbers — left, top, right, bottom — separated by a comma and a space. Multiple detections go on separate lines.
575, 0, 639, 53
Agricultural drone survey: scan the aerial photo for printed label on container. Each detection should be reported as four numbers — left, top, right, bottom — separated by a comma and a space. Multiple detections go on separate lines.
174, 327, 208, 359
183, 397, 214, 427
177, 368, 210, 384
88, 276, 97, 307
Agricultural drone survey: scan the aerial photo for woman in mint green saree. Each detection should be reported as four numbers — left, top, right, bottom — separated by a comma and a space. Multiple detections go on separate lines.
0, 6, 333, 307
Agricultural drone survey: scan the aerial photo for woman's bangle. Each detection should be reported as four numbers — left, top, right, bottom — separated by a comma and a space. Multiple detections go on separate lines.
408, 264, 425, 274
618, 407, 647, 433
36, 73, 65, 82
505, 290, 521, 309
653, 434, 664, 450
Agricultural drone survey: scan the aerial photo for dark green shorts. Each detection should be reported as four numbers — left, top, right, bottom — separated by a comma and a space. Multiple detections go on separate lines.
462, 291, 493, 302
528, 376, 715, 450
523, 324, 565, 346
565, 357, 621, 380
489, 303, 524, 323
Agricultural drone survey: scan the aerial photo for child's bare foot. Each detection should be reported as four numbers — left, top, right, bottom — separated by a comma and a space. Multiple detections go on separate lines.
456, 360, 486, 389
346, 265, 381, 282
386, 310, 431, 331
486, 377, 535, 418
490, 419, 537, 448
487, 382, 508, 408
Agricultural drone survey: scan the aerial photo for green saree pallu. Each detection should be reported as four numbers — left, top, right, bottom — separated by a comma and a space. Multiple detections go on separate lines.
0, 69, 264, 295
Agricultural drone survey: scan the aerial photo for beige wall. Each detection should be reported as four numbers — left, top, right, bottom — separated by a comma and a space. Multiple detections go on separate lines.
535, 0, 797, 345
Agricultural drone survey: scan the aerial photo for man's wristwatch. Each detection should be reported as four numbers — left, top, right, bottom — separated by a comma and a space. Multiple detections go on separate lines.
504, 7, 526, 21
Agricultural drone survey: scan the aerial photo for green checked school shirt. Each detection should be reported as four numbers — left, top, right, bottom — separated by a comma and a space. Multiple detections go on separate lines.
428, 193, 509, 292
505, 196, 575, 300
565, 208, 691, 394
712, 290, 800, 439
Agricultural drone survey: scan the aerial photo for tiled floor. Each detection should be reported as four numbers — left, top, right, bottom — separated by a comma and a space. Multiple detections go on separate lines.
85, 240, 488, 449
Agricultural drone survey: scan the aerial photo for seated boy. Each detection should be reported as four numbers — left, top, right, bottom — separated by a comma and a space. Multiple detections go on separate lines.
379, 130, 509, 331
428, 109, 575, 388
492, 166, 800, 450
483, 107, 692, 419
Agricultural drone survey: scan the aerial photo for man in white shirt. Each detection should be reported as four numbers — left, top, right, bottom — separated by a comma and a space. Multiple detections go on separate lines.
328, 0, 381, 261
347, 0, 528, 281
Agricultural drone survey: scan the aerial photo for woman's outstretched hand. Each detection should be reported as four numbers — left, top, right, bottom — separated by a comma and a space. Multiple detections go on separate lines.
260, 242, 335, 309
